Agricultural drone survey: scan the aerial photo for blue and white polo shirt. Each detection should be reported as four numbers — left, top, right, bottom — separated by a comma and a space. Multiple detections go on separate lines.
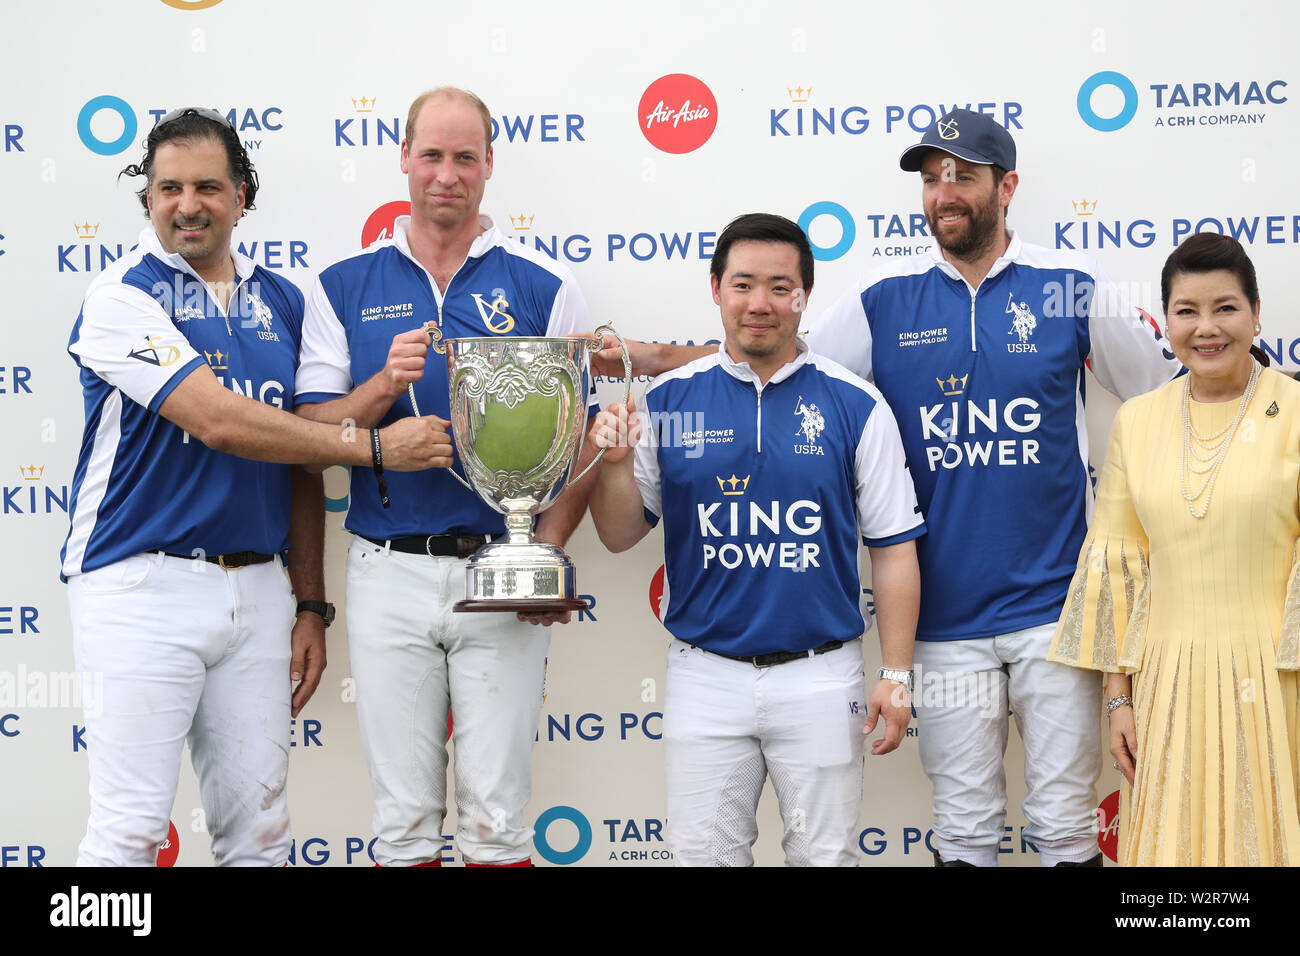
806, 232, 1181, 641
635, 341, 925, 658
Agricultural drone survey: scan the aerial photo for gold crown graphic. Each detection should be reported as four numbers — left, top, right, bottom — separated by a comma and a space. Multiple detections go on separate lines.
1072, 200, 1097, 216
936, 373, 968, 397
787, 86, 811, 103
20, 464, 44, 481
203, 349, 228, 370
509, 214, 534, 230
352, 96, 376, 113
716, 474, 750, 496
75, 222, 100, 240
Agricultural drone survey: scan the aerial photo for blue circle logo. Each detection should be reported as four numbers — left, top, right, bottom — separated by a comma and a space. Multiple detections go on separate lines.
78, 95, 138, 155
798, 201, 856, 261
533, 805, 592, 865
1076, 71, 1139, 132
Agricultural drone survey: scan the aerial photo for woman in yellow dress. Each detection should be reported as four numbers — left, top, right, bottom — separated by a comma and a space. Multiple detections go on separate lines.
1049, 233, 1300, 865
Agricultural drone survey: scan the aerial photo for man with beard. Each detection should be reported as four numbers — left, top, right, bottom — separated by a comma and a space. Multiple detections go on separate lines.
62, 107, 449, 865
601, 110, 1180, 866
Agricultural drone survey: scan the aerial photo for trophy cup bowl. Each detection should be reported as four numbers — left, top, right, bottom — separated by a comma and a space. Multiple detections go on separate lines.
412, 323, 630, 613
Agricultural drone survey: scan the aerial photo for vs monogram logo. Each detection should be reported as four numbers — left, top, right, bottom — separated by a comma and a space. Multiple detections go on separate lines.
471, 290, 516, 334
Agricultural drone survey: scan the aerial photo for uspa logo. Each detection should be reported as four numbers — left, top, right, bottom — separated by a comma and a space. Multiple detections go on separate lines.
638, 74, 717, 154
155, 820, 179, 867
362, 201, 411, 248
1097, 789, 1120, 863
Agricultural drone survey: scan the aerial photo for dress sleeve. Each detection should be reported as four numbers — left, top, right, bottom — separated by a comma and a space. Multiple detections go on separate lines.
1278, 470, 1300, 670
1048, 407, 1150, 672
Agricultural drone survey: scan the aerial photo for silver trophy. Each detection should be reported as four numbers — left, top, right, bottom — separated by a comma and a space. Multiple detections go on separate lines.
408, 323, 631, 612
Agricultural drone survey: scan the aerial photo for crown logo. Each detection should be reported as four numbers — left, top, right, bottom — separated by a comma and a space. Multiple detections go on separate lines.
20, 464, 44, 481
203, 349, 228, 370
352, 96, 376, 113
936, 373, 968, 397
716, 474, 750, 496
75, 222, 100, 240
509, 214, 534, 231
1072, 200, 1097, 216
787, 86, 811, 103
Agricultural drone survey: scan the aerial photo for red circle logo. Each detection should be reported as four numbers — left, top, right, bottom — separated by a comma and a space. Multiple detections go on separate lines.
1096, 789, 1120, 862
648, 564, 667, 621
638, 74, 718, 154
156, 820, 180, 867
361, 200, 411, 248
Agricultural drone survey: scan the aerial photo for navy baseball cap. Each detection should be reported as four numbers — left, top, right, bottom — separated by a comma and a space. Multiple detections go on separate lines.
898, 109, 1016, 172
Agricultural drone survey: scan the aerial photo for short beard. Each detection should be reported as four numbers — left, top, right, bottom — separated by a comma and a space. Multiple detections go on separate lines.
928, 192, 1001, 263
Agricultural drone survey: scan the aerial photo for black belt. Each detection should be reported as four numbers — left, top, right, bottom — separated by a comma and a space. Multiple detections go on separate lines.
154, 550, 275, 570
360, 533, 491, 560
700, 639, 846, 668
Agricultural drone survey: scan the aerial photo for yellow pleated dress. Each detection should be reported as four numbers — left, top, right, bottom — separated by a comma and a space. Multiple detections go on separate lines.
1049, 365, 1300, 865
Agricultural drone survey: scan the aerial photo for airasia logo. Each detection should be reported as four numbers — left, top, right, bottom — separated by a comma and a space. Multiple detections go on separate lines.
638, 74, 718, 154
1096, 789, 1120, 863
361, 200, 411, 248
156, 820, 180, 867
648, 564, 667, 621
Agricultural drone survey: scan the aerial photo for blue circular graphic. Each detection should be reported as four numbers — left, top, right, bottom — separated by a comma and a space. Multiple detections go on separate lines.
533, 805, 592, 865
77, 95, 138, 155
1076, 71, 1139, 132
798, 201, 856, 261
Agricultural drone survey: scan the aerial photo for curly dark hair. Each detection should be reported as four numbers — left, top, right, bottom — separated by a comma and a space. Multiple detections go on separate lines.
119, 108, 259, 215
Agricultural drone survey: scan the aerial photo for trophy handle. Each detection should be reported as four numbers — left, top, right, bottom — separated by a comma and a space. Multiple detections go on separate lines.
406, 322, 475, 492
565, 323, 632, 488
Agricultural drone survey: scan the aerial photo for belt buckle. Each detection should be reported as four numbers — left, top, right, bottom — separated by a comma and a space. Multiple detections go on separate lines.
424, 536, 436, 557
217, 553, 234, 570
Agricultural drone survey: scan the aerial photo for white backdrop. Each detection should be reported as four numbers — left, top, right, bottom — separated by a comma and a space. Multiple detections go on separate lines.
2, 0, 1296, 866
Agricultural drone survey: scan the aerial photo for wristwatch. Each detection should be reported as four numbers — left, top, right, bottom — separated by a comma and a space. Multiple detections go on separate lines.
877, 666, 914, 694
296, 601, 336, 628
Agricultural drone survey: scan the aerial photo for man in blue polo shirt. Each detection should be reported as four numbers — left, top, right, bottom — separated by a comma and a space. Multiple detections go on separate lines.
64, 108, 447, 866
805, 111, 1179, 867
295, 87, 596, 867
588, 213, 923, 866
597, 112, 1180, 867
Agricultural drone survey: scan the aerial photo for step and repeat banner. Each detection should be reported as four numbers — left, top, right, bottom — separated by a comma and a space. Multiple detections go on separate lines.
1, 0, 1295, 866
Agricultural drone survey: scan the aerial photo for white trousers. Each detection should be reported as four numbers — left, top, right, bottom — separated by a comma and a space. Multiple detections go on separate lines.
913, 623, 1101, 866
346, 538, 550, 866
663, 638, 866, 866
69, 552, 295, 866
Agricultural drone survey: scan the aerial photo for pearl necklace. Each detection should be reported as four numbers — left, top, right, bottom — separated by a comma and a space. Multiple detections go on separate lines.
1180, 362, 1261, 519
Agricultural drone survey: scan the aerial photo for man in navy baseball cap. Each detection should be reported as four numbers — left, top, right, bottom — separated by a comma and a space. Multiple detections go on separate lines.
897, 109, 1020, 272
899, 107, 1017, 172
797, 105, 1179, 869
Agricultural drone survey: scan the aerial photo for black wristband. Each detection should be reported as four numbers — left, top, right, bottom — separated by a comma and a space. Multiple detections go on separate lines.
371, 428, 390, 509
296, 601, 335, 627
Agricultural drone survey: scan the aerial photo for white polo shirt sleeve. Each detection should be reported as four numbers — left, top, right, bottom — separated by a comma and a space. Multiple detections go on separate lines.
295, 276, 353, 402
69, 282, 205, 413
1085, 260, 1182, 400
854, 392, 925, 547
805, 280, 876, 382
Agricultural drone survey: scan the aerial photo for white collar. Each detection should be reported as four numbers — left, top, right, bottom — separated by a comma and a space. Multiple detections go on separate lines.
716, 335, 811, 388
927, 228, 1022, 287
138, 226, 255, 284
391, 213, 500, 263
